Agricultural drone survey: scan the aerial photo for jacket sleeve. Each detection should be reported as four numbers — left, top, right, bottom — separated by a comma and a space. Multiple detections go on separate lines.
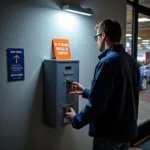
72, 62, 114, 129
82, 88, 91, 99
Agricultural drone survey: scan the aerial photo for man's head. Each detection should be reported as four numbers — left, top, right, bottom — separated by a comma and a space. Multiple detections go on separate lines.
94, 19, 122, 52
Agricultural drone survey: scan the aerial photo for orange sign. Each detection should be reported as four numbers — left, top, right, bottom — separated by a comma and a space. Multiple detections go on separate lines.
52, 38, 71, 59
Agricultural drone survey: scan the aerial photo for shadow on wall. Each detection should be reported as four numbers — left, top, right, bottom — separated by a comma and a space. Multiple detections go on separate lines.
24, 63, 44, 150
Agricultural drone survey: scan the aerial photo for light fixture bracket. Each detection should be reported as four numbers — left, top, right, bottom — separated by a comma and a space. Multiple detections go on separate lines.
62, 4, 93, 16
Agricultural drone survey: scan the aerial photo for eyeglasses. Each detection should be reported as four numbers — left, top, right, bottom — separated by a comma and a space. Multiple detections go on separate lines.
94, 33, 102, 42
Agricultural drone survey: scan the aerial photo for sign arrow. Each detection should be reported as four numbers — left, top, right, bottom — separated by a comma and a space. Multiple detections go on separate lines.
13, 55, 20, 63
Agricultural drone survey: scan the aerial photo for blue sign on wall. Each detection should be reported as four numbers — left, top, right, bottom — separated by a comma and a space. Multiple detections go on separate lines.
7, 48, 25, 82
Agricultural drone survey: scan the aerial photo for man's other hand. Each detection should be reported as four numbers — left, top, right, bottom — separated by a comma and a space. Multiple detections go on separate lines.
66, 108, 76, 120
70, 82, 85, 95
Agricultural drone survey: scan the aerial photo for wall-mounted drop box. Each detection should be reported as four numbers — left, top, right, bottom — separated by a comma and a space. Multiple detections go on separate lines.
43, 59, 79, 128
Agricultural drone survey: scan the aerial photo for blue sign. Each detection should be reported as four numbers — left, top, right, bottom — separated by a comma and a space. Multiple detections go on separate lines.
7, 48, 24, 82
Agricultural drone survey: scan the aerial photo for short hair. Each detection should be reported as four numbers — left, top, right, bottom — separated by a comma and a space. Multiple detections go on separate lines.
95, 19, 122, 43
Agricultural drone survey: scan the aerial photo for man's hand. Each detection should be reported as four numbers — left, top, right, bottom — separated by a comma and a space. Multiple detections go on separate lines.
70, 82, 85, 95
66, 108, 76, 121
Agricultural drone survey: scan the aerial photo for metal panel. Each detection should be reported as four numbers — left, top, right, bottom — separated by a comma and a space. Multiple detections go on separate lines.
43, 59, 79, 128
43, 60, 57, 127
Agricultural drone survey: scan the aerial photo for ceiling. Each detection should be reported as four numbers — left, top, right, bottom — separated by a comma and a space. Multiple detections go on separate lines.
126, 2, 150, 42
139, 0, 150, 7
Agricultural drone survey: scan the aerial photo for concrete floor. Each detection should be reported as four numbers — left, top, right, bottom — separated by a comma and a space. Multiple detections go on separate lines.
129, 148, 142, 150
139, 84, 150, 103
138, 84, 150, 124
138, 101, 150, 124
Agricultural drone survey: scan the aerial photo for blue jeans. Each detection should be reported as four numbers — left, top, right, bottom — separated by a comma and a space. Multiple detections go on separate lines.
93, 138, 129, 150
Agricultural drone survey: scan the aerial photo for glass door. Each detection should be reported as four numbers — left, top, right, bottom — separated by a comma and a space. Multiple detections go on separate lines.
137, 13, 150, 124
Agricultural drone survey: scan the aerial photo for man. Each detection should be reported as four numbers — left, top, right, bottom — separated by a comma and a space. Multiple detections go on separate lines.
66, 19, 140, 150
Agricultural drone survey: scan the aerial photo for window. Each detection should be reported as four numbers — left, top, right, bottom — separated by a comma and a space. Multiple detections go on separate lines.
127, 0, 150, 125
137, 13, 150, 65
138, 13, 150, 124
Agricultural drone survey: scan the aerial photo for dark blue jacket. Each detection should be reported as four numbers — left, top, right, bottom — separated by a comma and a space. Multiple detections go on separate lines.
72, 44, 140, 142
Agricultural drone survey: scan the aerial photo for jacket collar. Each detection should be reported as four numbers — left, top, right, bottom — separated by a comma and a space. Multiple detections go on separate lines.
98, 44, 125, 60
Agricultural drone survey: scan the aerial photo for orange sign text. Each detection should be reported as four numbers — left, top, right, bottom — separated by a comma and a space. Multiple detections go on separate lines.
52, 39, 71, 59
